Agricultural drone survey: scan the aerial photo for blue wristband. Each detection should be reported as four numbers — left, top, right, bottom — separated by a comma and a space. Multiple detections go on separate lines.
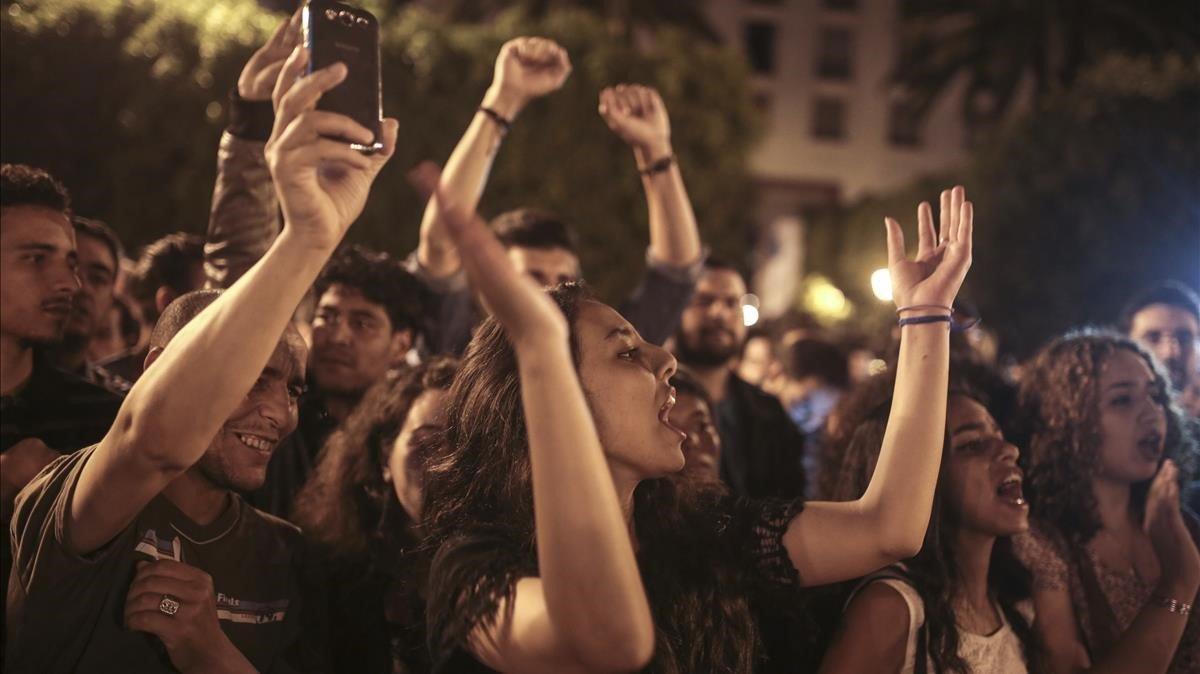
898, 314, 951, 328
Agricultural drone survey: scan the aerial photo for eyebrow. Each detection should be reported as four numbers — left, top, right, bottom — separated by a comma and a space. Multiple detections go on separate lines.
349, 310, 382, 321
13, 242, 64, 253
605, 325, 636, 341
950, 421, 990, 439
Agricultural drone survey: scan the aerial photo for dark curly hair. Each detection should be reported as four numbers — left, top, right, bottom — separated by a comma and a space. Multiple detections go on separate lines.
422, 283, 777, 674
293, 356, 458, 565
313, 245, 427, 337
1018, 328, 1194, 546
824, 363, 1039, 674
1, 163, 70, 213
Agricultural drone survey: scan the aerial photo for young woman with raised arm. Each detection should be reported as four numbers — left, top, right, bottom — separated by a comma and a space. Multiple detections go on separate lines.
416, 176, 974, 672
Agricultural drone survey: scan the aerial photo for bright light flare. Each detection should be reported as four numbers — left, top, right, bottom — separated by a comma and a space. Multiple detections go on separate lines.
741, 293, 760, 327
871, 268, 893, 302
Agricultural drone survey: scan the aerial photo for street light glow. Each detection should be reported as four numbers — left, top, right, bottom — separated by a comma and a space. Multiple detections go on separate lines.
871, 268, 893, 301
741, 293, 760, 327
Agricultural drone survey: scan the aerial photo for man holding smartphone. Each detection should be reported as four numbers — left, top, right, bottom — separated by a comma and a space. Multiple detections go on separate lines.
5, 46, 400, 673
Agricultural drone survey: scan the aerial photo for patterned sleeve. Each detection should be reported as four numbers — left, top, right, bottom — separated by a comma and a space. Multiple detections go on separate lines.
1012, 525, 1070, 591
727, 497, 806, 590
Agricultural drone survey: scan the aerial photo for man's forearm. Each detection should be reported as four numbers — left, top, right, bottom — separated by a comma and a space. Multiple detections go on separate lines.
205, 95, 282, 290
415, 88, 515, 278
638, 144, 702, 267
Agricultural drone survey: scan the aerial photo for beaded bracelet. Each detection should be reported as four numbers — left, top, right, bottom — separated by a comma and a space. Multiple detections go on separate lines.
478, 106, 512, 134
898, 314, 951, 328
1151, 594, 1193, 615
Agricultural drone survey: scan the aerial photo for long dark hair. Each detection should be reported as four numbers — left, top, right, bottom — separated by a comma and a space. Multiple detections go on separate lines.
293, 357, 458, 567
827, 363, 1038, 674
1017, 329, 1194, 546
422, 283, 763, 673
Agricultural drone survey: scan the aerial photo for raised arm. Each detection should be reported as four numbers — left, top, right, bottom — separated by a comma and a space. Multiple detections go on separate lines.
1034, 461, 1199, 674
416, 166, 654, 673
598, 84, 701, 267
204, 12, 299, 289
67, 46, 399, 555
784, 187, 973, 587
415, 37, 571, 279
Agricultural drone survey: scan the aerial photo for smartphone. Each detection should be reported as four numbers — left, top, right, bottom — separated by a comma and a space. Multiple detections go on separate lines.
302, 0, 383, 153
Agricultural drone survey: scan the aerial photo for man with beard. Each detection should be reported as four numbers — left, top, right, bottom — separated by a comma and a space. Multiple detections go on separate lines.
5, 49, 400, 670
1121, 281, 1200, 399
672, 258, 806, 499
46, 217, 131, 394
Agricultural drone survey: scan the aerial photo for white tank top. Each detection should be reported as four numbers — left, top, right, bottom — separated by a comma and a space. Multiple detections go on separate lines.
872, 579, 1031, 674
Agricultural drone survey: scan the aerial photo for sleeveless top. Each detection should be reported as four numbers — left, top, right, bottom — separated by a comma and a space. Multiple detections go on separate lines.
847, 565, 1031, 674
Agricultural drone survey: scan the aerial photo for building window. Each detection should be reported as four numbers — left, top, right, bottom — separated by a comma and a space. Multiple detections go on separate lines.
745, 21, 778, 75
821, 0, 857, 10
812, 97, 846, 139
816, 27, 853, 80
889, 99, 922, 146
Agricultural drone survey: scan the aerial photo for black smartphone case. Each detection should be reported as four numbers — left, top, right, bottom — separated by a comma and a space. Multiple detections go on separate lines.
303, 0, 383, 152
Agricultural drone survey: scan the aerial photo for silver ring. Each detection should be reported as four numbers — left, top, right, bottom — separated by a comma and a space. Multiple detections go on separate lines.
158, 594, 181, 617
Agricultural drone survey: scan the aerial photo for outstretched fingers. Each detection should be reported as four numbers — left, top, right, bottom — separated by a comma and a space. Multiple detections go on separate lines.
916, 201, 935, 258
949, 186, 964, 242
884, 217, 907, 266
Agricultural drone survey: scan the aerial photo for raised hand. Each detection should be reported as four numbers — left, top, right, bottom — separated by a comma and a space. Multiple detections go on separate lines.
410, 163, 567, 348
484, 37, 572, 119
266, 46, 398, 251
598, 84, 672, 160
1145, 460, 1200, 594
884, 185, 973, 310
238, 10, 301, 102
124, 560, 253, 672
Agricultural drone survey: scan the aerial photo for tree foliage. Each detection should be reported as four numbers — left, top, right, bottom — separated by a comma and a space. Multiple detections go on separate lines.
814, 55, 1200, 357
895, 0, 1200, 126
1, 0, 760, 302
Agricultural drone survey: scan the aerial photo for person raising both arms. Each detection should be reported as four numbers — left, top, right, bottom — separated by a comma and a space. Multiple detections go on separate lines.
414, 166, 975, 672
414, 36, 705, 354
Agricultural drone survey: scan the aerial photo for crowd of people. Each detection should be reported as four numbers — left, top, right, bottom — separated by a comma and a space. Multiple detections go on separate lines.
2, 12, 1199, 674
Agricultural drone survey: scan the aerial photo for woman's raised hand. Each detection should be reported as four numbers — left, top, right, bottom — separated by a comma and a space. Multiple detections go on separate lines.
410, 164, 568, 348
884, 185, 973, 310
1145, 459, 1200, 595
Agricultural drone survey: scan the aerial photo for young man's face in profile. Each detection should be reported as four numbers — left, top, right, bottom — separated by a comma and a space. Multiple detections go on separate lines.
0, 205, 79, 344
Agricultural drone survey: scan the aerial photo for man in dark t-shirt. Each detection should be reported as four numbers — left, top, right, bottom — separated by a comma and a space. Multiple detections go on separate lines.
8, 446, 307, 672
6, 61, 399, 672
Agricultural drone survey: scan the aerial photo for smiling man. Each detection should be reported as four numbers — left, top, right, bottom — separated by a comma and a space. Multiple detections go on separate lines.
5, 49, 401, 670
248, 245, 425, 518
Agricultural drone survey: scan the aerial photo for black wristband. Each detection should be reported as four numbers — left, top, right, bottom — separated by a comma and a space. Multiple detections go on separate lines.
227, 89, 275, 142
639, 154, 675, 176
478, 106, 512, 134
